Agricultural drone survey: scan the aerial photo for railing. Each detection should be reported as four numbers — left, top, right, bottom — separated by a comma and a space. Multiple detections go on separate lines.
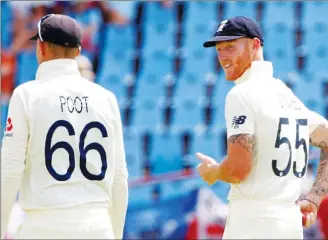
128, 151, 321, 188
129, 169, 199, 188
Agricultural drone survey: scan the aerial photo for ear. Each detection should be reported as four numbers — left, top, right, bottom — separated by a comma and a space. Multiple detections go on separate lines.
38, 40, 46, 57
76, 46, 81, 57
252, 38, 261, 51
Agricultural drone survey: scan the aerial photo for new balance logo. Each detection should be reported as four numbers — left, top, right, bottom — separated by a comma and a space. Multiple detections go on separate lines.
232, 115, 247, 129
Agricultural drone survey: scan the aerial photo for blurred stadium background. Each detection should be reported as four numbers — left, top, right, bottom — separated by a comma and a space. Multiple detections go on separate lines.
1, 1, 328, 239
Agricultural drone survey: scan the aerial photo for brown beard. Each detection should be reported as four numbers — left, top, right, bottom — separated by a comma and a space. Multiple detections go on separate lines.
232, 43, 253, 80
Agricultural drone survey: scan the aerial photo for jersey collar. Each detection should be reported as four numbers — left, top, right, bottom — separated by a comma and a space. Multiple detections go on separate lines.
36, 59, 80, 80
234, 60, 273, 85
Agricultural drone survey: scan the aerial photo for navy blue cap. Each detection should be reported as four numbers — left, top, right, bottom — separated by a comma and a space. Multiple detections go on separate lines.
30, 14, 82, 48
203, 16, 264, 48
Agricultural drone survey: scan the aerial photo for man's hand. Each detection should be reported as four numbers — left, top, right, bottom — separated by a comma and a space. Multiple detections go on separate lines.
196, 152, 220, 185
297, 199, 318, 228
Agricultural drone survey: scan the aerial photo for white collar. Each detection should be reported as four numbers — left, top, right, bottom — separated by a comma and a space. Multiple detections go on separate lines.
234, 61, 273, 85
36, 59, 80, 80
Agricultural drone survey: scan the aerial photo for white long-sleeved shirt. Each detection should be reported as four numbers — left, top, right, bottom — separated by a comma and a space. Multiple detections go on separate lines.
1, 59, 128, 238
224, 61, 327, 203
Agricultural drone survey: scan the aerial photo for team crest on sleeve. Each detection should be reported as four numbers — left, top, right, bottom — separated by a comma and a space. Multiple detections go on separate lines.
4, 117, 13, 137
232, 115, 247, 129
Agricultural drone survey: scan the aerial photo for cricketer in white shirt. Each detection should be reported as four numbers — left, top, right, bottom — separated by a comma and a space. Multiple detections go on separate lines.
224, 60, 326, 238
198, 60, 328, 239
1, 59, 128, 239
198, 16, 328, 239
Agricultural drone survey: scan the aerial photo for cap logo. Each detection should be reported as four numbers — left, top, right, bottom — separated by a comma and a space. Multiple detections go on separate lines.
217, 20, 228, 33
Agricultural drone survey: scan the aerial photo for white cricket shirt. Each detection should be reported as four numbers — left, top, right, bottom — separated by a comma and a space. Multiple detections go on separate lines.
225, 61, 327, 202
1, 59, 128, 238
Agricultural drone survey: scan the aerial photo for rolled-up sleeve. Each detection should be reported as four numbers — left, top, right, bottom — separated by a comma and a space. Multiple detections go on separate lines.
1, 88, 29, 237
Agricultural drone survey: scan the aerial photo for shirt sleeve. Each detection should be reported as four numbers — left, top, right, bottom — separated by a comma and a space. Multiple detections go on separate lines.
225, 89, 256, 138
307, 110, 328, 134
108, 93, 128, 239
1, 88, 29, 237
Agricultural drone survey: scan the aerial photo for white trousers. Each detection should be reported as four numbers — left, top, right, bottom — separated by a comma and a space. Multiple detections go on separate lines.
223, 200, 303, 239
14, 206, 115, 239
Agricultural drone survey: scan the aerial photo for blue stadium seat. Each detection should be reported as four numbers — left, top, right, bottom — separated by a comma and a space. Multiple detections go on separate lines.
150, 130, 183, 174
124, 130, 143, 180
96, 72, 128, 106
140, 51, 174, 80
142, 2, 176, 55
183, 22, 214, 50
294, 76, 322, 101
97, 25, 134, 75
190, 130, 223, 167
293, 74, 325, 115
135, 73, 168, 102
224, 1, 257, 21
128, 185, 154, 206
97, 25, 135, 103
184, 2, 218, 27
15, 50, 38, 86
211, 107, 229, 144
315, 71, 328, 88
264, 23, 296, 75
262, 2, 295, 28
131, 100, 164, 132
213, 105, 226, 130
304, 100, 325, 116
173, 72, 205, 103
135, 55, 173, 102
303, 1, 328, 28
143, 2, 175, 26
172, 100, 204, 131
98, 49, 133, 77
143, 23, 175, 56
303, 23, 328, 73
180, 48, 216, 78
315, 72, 328, 106
1, 1, 13, 49
102, 24, 135, 52
212, 75, 234, 106
183, 2, 217, 48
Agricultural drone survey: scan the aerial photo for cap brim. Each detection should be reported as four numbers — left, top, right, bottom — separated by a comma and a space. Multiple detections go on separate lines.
203, 35, 245, 48
29, 32, 39, 41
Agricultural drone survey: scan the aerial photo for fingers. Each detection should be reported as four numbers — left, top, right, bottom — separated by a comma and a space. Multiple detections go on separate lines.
196, 152, 209, 163
197, 163, 206, 175
196, 152, 215, 164
299, 200, 314, 228
197, 163, 214, 185
197, 163, 210, 178
309, 212, 315, 226
304, 213, 314, 228
196, 153, 218, 186
305, 213, 311, 228
302, 212, 316, 228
